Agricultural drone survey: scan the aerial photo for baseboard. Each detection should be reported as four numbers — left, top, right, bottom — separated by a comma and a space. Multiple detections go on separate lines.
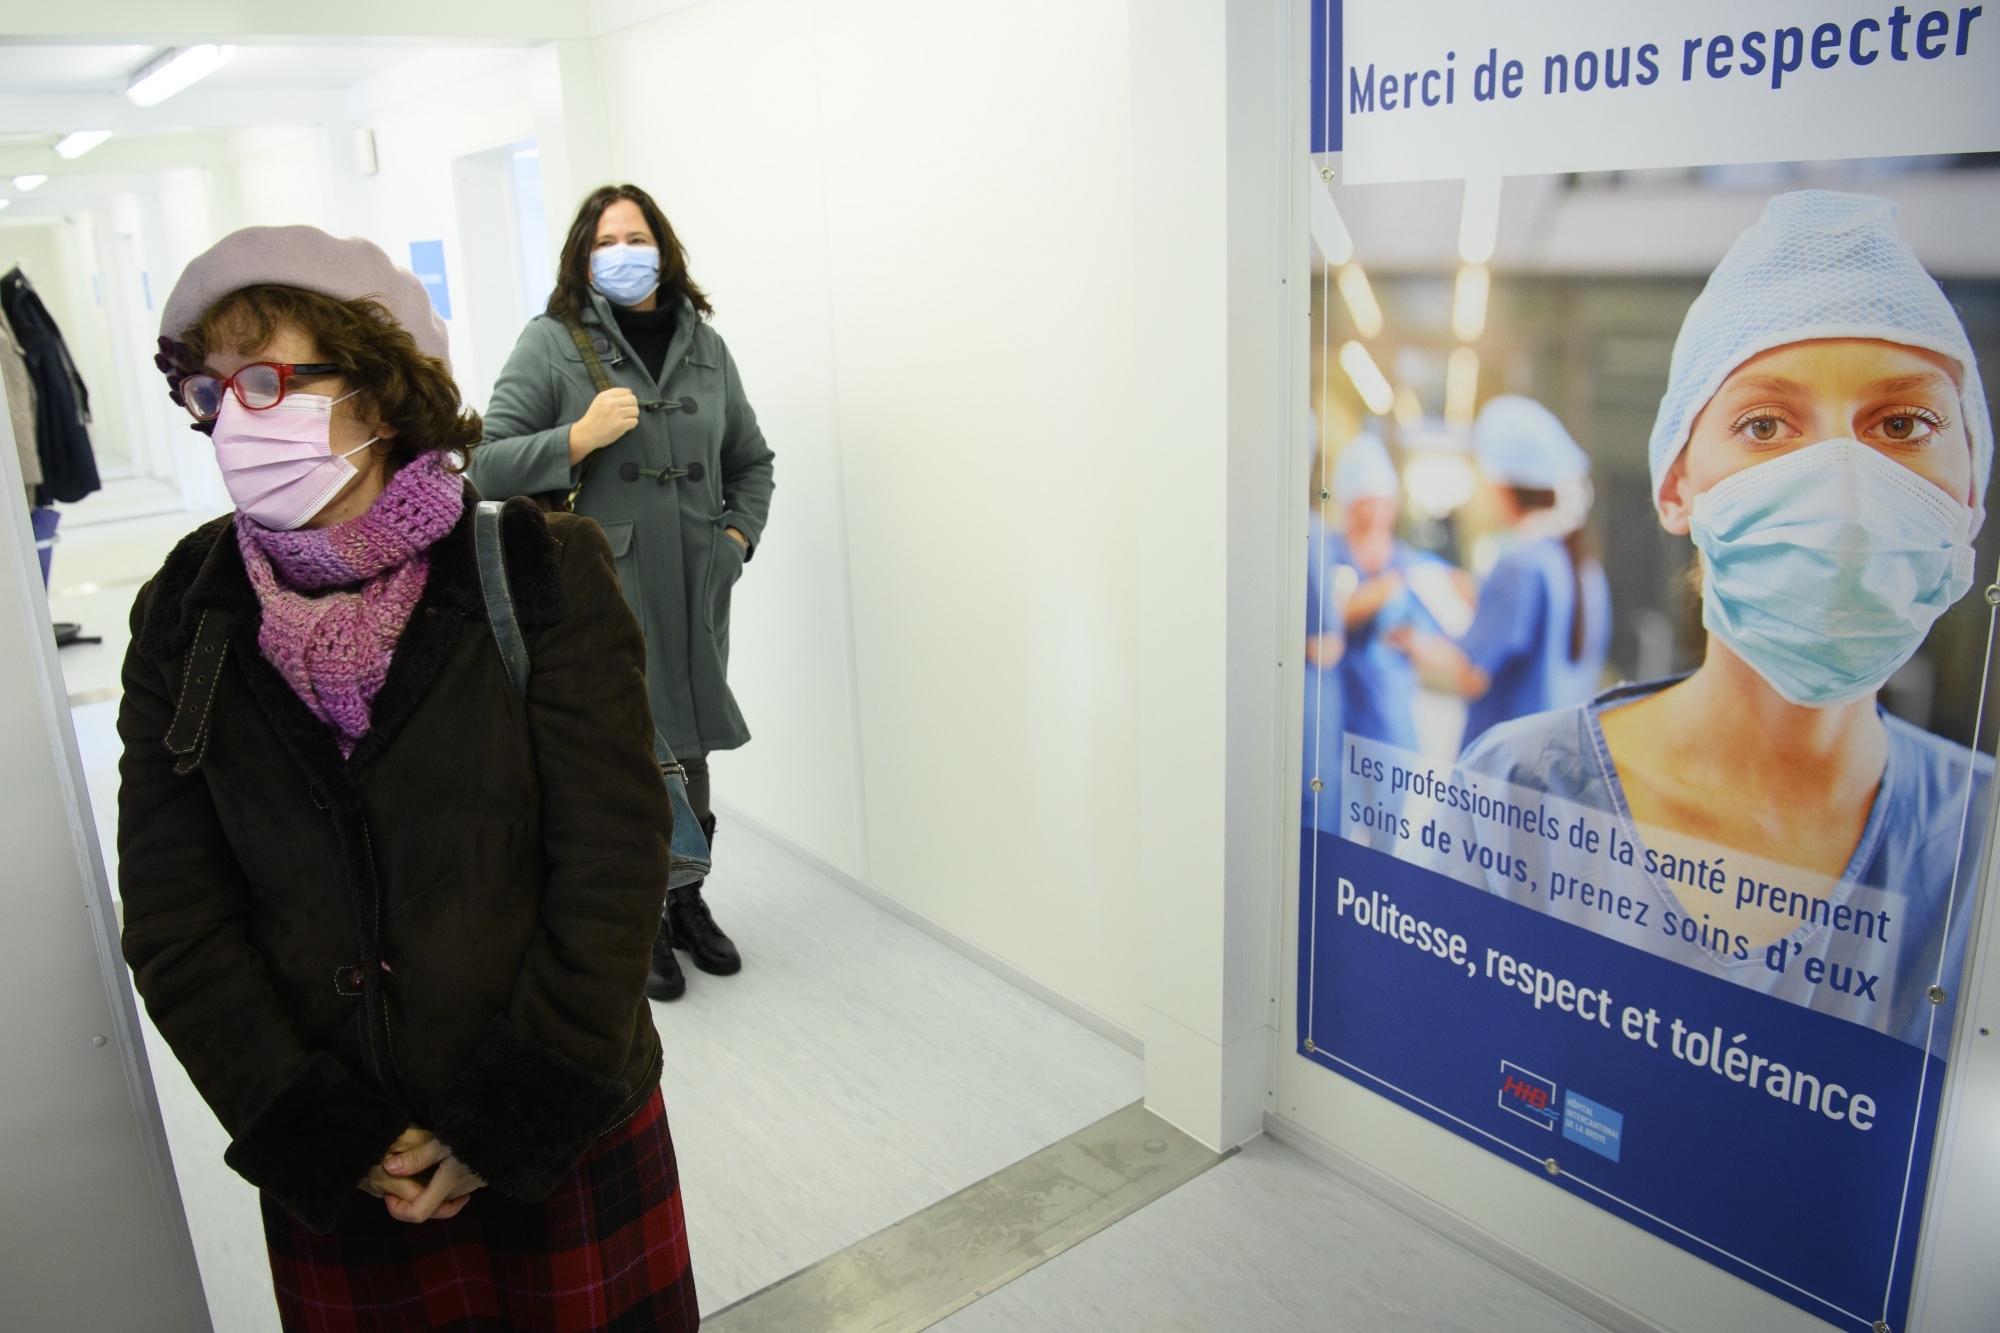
1263, 1111, 1673, 1333
714, 801, 1145, 1059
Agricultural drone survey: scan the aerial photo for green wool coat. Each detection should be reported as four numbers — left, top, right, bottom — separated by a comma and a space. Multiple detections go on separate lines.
470, 293, 775, 756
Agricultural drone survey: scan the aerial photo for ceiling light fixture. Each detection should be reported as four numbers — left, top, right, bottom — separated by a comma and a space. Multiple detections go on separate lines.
1452, 265, 1490, 342
1337, 262, 1385, 340
54, 132, 113, 160
126, 45, 237, 108
1444, 348, 1481, 425
1339, 341, 1396, 416
13, 175, 48, 192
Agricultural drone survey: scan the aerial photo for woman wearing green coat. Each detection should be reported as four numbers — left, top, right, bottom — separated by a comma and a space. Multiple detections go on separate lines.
471, 183, 774, 1003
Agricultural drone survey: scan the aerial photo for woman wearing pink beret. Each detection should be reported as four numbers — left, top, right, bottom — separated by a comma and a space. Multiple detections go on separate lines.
123, 224, 698, 1331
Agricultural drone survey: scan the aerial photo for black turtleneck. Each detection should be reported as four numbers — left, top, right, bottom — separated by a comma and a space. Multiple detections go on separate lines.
609, 300, 679, 381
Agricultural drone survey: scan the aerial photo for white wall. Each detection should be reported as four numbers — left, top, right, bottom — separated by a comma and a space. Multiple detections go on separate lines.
592, 0, 1151, 1043
346, 61, 538, 403
220, 55, 555, 410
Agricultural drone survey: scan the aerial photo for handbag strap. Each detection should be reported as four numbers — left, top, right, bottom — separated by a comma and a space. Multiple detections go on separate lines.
473, 501, 531, 701
558, 318, 615, 513
163, 607, 234, 776
474, 495, 713, 883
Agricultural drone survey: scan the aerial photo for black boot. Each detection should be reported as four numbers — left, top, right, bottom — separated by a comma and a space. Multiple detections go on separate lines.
670, 882, 741, 975
645, 913, 686, 1001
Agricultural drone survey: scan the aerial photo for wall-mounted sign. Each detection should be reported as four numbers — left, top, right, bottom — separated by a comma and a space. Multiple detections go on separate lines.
409, 239, 452, 319
1300, 12, 1998, 1328
1330, 0, 2000, 182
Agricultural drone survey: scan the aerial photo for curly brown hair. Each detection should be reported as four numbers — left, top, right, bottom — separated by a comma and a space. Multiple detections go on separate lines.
548, 184, 711, 324
170, 284, 480, 470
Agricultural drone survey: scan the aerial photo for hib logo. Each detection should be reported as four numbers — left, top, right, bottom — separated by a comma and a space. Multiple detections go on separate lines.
1498, 1061, 1558, 1129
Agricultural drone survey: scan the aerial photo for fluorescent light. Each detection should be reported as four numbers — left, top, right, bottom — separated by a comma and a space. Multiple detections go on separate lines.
1337, 262, 1384, 339
1311, 177, 1354, 266
1445, 347, 1480, 425
54, 132, 112, 160
0, 199, 9, 212
1340, 341, 1395, 416
13, 175, 47, 192
1452, 264, 1490, 342
1458, 177, 1502, 265
126, 45, 236, 108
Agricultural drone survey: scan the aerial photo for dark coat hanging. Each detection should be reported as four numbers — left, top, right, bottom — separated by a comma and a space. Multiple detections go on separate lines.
0, 266, 100, 506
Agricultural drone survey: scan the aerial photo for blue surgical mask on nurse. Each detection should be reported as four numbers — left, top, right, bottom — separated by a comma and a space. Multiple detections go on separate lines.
1691, 437, 1976, 707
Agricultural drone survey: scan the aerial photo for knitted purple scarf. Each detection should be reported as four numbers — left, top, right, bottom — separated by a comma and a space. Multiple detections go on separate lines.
235, 450, 465, 756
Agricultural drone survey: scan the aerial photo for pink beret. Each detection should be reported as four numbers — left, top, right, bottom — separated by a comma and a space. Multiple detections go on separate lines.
159, 225, 451, 370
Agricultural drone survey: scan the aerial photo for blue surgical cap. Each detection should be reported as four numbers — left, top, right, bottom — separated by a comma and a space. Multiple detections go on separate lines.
1336, 432, 1400, 502
1649, 190, 1992, 529
1474, 396, 1589, 489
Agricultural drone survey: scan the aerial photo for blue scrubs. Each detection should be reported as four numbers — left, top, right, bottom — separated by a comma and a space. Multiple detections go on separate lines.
1303, 516, 1345, 832
1458, 536, 1610, 749
1330, 534, 1443, 752
1458, 679, 1991, 1048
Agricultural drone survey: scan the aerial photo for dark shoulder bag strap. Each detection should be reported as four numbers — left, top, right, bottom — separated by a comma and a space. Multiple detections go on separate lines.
474, 501, 531, 701
163, 607, 234, 776
472, 499, 713, 885
558, 318, 615, 514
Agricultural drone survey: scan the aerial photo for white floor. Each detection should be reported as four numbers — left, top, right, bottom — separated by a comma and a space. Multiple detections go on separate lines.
930, 1134, 1608, 1333
658, 822, 1143, 1313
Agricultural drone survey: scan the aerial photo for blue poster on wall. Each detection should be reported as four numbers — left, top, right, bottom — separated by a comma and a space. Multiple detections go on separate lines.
1301, 9, 1998, 1320
408, 239, 452, 319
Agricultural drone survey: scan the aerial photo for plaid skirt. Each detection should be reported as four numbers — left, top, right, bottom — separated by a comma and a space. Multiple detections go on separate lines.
264, 1089, 698, 1333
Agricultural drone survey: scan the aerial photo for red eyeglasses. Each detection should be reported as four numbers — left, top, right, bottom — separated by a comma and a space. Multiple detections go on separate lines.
179, 362, 343, 422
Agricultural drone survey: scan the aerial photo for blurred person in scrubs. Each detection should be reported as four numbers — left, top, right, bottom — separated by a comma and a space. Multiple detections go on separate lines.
1394, 396, 1610, 748
1325, 433, 1452, 752
1457, 192, 1992, 1044
1303, 429, 1348, 831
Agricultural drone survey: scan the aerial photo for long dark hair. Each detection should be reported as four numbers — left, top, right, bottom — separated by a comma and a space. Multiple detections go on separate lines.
1509, 487, 1593, 662
547, 184, 712, 323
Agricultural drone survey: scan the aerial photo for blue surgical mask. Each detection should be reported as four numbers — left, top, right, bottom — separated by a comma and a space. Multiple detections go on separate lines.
589, 244, 661, 306
1690, 439, 1975, 707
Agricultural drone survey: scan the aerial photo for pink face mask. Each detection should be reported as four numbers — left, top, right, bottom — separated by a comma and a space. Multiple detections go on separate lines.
213, 390, 378, 530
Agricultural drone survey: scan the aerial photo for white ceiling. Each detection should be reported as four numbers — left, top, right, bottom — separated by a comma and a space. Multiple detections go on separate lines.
0, 42, 443, 97
0, 44, 154, 93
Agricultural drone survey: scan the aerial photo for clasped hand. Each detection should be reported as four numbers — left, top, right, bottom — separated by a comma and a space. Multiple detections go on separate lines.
358, 1126, 488, 1223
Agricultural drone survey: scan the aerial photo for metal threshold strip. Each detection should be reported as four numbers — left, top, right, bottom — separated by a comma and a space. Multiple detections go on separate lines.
704, 1099, 1231, 1333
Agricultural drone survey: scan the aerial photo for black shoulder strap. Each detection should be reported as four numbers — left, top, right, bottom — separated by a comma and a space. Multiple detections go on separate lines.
474, 501, 531, 701
163, 608, 234, 776
558, 318, 614, 513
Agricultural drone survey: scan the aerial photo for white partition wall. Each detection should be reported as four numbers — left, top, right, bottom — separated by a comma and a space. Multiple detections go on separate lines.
593, 0, 1156, 1047
0, 387, 210, 1326
1127, 0, 1302, 1148
581, 0, 1302, 1145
